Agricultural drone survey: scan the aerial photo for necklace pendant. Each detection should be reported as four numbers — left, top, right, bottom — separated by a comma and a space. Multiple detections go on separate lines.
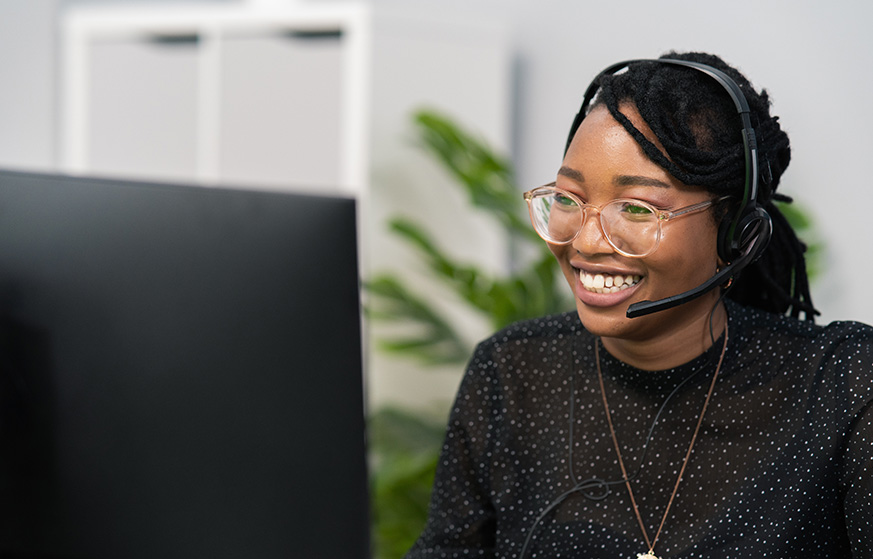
637, 553, 660, 559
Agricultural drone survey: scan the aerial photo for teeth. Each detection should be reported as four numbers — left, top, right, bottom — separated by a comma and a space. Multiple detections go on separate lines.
578, 271, 641, 294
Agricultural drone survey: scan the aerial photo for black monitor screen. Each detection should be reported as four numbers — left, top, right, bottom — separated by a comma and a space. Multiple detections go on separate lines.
0, 170, 369, 558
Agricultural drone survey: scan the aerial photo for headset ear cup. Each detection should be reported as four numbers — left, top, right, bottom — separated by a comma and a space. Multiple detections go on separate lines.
741, 207, 773, 263
717, 212, 736, 264
719, 206, 772, 265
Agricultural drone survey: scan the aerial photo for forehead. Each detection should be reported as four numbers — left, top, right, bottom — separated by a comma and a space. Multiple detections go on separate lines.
562, 104, 678, 186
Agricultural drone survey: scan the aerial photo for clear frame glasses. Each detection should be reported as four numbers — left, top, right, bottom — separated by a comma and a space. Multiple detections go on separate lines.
523, 184, 719, 258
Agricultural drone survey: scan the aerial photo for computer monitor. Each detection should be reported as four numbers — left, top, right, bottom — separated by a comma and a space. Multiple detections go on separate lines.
0, 169, 369, 558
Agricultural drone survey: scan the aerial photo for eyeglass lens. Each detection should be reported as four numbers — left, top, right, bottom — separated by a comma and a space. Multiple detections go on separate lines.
528, 191, 660, 257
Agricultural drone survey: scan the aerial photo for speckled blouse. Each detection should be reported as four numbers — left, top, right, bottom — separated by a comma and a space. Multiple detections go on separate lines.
406, 300, 873, 558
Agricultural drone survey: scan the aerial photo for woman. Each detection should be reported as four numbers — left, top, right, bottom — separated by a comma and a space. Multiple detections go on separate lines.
405, 52, 872, 558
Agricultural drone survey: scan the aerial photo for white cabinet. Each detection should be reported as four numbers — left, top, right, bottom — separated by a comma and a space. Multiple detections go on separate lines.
62, 3, 371, 196
61, 3, 511, 198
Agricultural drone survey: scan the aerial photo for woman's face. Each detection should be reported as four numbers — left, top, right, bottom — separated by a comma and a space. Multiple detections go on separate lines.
551, 103, 723, 351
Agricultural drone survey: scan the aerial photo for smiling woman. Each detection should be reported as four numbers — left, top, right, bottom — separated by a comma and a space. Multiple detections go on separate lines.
404, 52, 873, 559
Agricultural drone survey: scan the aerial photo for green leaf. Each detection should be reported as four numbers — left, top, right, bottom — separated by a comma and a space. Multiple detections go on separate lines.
369, 407, 444, 559
413, 110, 539, 242
775, 199, 823, 281
364, 275, 471, 365
369, 406, 446, 461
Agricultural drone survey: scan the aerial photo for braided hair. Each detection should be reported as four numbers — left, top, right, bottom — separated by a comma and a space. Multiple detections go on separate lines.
583, 51, 817, 320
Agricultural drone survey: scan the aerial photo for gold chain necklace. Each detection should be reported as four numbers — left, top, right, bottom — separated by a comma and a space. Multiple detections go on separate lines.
594, 322, 728, 559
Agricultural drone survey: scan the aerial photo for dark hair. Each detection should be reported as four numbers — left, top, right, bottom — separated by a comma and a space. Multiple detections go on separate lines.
587, 51, 817, 320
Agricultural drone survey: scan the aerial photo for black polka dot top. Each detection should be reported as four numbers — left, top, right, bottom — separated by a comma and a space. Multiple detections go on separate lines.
406, 300, 873, 558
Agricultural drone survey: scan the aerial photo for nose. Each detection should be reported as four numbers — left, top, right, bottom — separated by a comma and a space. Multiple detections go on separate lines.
571, 208, 614, 256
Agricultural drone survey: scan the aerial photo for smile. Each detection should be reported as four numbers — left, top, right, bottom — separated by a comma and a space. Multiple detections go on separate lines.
578, 270, 642, 294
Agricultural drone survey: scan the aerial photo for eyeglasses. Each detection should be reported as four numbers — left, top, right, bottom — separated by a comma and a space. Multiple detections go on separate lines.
523, 184, 719, 258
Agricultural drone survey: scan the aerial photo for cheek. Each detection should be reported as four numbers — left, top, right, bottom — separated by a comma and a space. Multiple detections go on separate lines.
549, 244, 577, 281
650, 221, 720, 276
548, 242, 563, 260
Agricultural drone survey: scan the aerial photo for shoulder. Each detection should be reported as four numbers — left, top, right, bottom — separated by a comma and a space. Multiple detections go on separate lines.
728, 301, 873, 410
461, 311, 585, 383
728, 299, 873, 351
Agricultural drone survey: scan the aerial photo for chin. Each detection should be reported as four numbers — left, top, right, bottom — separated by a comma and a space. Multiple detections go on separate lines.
573, 298, 638, 339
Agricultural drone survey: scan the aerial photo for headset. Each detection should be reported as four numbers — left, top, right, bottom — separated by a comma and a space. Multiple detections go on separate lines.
563, 58, 773, 319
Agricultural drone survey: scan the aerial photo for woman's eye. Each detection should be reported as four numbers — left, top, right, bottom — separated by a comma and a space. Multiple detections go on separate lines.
621, 202, 653, 215
553, 193, 578, 207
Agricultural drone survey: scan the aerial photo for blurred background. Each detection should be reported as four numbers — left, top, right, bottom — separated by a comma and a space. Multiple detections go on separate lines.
1, 0, 871, 555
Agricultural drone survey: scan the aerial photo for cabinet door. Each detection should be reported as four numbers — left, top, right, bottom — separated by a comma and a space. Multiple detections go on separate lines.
88, 35, 200, 182
72, 21, 352, 194
218, 30, 344, 192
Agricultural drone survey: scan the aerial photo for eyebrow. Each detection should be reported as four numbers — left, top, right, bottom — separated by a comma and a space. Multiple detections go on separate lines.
557, 166, 584, 181
558, 166, 671, 189
613, 175, 672, 189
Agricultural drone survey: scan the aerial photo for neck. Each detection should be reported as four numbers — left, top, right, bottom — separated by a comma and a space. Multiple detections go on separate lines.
601, 300, 727, 370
